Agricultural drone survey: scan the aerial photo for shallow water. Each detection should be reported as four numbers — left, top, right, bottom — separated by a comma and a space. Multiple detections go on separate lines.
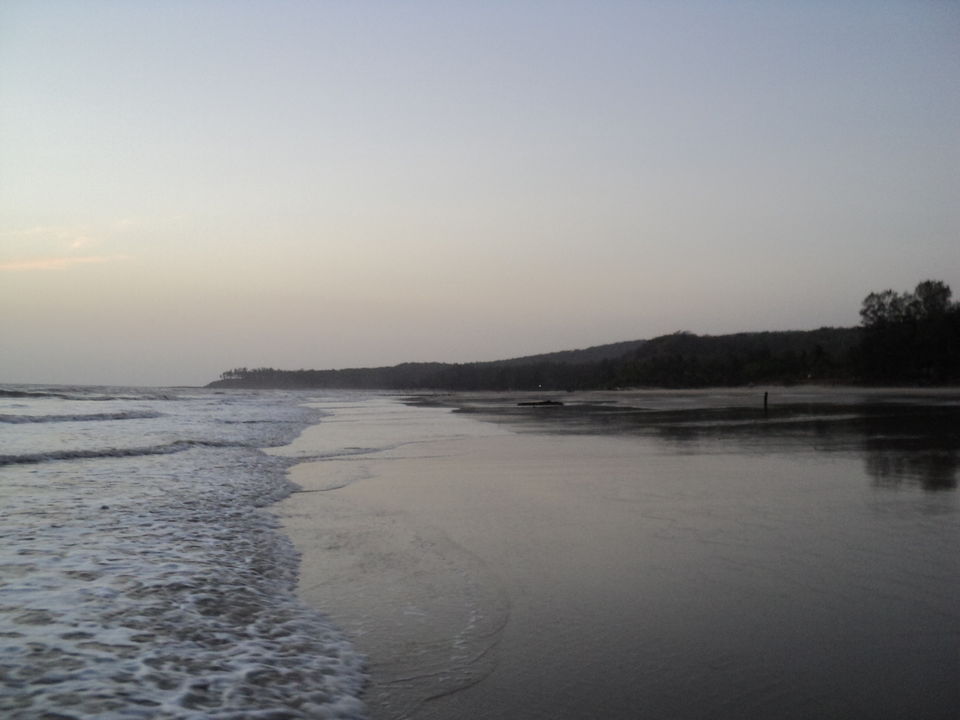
0, 386, 367, 719
279, 389, 960, 720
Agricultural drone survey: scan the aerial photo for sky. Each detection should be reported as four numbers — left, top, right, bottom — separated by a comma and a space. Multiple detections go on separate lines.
1, 1, 958, 386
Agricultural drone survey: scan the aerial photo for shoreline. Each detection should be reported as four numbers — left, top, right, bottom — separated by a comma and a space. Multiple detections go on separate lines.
277, 429, 671, 719
403, 384, 960, 407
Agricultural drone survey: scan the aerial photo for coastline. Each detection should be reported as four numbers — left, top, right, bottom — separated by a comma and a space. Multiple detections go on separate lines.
272, 401, 516, 718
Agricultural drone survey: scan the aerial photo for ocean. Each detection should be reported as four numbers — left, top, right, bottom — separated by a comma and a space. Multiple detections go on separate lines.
0, 385, 367, 719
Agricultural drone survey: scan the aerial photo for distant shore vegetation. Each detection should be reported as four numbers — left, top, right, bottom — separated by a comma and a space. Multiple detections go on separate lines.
210, 281, 960, 390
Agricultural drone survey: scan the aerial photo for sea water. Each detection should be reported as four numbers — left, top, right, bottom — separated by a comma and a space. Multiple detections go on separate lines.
0, 385, 367, 719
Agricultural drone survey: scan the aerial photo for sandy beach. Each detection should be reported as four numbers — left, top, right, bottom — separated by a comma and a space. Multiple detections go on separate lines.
275, 392, 959, 720
280, 429, 675, 719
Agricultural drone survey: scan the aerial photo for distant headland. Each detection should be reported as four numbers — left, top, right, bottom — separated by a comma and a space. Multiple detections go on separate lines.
209, 281, 960, 391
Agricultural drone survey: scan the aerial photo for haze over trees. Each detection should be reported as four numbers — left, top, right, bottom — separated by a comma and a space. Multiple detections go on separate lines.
211, 281, 959, 390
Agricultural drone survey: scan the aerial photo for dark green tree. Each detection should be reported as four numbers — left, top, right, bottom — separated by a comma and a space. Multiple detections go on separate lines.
857, 280, 959, 383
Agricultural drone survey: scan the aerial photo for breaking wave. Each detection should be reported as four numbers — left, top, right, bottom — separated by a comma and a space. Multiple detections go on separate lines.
0, 387, 368, 719
0, 410, 163, 424
0, 439, 252, 467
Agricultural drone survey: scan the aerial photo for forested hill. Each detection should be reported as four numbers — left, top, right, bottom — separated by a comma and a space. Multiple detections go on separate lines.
209, 280, 960, 390
208, 327, 863, 391
478, 338, 649, 367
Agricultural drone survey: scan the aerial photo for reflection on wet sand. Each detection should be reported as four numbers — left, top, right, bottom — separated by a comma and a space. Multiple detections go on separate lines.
324, 389, 960, 719
861, 411, 959, 490
651, 403, 960, 491
435, 388, 960, 491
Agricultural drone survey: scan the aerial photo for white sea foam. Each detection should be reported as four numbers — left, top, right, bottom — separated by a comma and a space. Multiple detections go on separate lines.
0, 410, 163, 424
0, 387, 368, 719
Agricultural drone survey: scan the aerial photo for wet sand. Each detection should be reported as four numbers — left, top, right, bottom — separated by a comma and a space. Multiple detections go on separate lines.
276, 392, 960, 719
281, 430, 675, 719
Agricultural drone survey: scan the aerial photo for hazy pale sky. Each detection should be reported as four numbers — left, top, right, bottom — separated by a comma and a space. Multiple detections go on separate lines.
2, 1, 958, 386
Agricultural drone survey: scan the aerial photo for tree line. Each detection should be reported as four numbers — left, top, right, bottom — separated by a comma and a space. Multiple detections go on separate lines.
210, 280, 959, 391
855, 280, 959, 383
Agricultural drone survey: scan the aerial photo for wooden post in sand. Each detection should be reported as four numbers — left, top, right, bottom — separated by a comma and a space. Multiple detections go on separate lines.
764, 391, 769, 413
